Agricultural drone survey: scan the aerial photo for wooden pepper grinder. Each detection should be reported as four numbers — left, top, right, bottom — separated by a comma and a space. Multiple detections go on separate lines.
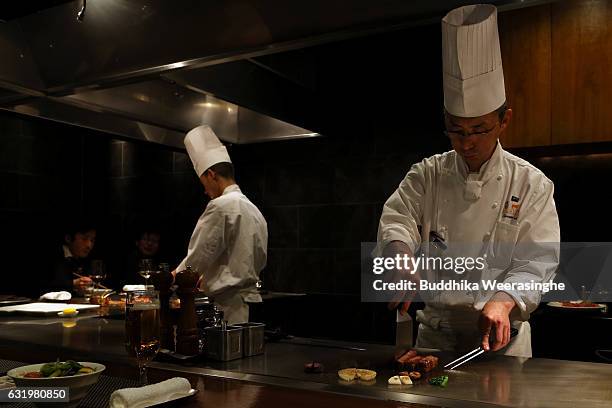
175, 266, 199, 355
151, 263, 174, 350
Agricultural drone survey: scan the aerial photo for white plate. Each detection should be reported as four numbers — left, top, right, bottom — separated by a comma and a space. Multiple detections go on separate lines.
0, 303, 99, 315
547, 301, 606, 310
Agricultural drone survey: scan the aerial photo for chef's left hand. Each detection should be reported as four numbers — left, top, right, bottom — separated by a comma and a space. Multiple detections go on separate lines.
479, 292, 516, 352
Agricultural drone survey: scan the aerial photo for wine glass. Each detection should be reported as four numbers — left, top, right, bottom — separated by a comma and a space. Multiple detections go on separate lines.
138, 259, 155, 288
125, 289, 160, 385
90, 260, 106, 288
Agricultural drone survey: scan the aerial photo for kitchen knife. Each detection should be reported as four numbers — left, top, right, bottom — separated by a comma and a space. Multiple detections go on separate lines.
444, 327, 519, 370
395, 309, 414, 354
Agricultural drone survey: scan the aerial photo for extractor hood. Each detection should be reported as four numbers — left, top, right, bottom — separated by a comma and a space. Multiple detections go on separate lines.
0, 0, 556, 148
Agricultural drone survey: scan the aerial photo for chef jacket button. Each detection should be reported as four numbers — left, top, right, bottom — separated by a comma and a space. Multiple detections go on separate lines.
497, 175, 503, 181
492, 202, 498, 209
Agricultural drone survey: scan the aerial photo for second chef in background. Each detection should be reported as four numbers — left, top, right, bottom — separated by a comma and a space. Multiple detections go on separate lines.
175, 125, 268, 324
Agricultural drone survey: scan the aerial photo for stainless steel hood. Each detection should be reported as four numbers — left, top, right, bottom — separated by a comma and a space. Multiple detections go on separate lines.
0, 0, 555, 148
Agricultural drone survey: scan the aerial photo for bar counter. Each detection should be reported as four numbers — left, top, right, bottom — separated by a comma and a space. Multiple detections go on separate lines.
1, 312, 611, 408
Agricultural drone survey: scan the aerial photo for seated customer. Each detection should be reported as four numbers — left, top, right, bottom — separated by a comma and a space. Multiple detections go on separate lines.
121, 224, 163, 286
46, 219, 96, 293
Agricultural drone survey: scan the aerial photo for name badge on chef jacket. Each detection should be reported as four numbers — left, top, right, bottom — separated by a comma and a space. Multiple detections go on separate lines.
503, 195, 521, 220
416, 226, 447, 254
430, 231, 447, 252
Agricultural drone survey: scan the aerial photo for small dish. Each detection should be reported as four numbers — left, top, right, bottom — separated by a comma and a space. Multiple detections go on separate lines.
58, 310, 79, 317
547, 301, 606, 310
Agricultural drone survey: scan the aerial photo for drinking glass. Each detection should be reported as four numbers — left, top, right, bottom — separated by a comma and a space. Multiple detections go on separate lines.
81, 280, 94, 303
138, 259, 155, 288
90, 260, 106, 288
125, 289, 160, 385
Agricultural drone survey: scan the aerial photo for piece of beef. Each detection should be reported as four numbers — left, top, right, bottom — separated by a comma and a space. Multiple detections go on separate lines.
417, 355, 439, 373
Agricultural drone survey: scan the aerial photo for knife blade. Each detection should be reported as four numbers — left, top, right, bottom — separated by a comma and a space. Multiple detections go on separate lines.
444, 327, 519, 370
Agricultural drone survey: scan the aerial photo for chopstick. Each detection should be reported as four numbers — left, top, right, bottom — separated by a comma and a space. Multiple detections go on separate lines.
73, 272, 110, 289
444, 347, 485, 370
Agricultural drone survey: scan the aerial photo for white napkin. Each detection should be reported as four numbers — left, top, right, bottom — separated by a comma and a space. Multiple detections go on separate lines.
122, 285, 146, 292
109, 377, 191, 408
0, 375, 15, 390
39, 291, 72, 301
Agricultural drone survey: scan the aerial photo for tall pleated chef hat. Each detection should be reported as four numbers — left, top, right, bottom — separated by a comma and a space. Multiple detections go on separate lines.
184, 125, 232, 176
442, 4, 506, 118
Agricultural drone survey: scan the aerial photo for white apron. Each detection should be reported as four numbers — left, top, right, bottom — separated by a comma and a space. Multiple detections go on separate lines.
214, 289, 262, 325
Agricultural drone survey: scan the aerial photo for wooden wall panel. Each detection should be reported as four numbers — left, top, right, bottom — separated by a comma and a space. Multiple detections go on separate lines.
498, 4, 552, 148
552, 0, 612, 144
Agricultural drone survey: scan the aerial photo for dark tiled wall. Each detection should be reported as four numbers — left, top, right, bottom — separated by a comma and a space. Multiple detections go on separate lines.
100, 132, 445, 343
103, 140, 207, 267
0, 113, 87, 294
0, 109, 448, 343
227, 132, 449, 343
7, 107, 612, 343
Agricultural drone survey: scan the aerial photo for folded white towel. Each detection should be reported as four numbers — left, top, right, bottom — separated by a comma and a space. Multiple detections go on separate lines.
122, 285, 146, 292
109, 377, 191, 408
39, 291, 72, 301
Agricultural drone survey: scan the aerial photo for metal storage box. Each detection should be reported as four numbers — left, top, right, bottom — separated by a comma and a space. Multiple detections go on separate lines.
204, 325, 243, 361
235, 322, 265, 357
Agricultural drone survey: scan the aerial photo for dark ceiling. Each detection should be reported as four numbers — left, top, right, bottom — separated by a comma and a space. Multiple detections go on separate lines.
0, 0, 75, 22
0, 0, 558, 146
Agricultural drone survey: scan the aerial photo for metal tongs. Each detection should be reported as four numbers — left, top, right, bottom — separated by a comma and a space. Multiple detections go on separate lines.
444, 327, 518, 370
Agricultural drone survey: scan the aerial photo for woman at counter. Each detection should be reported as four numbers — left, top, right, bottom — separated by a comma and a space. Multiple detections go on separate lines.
117, 222, 165, 287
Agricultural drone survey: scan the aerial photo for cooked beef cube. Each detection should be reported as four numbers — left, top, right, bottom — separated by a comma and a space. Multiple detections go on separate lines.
417, 355, 439, 372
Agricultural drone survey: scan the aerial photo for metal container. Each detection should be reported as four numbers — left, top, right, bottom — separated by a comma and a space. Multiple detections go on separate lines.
204, 323, 243, 361
195, 296, 224, 331
195, 296, 224, 354
235, 322, 265, 357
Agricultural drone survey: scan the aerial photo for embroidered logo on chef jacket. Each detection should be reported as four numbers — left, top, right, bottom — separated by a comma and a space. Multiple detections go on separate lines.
503, 195, 521, 220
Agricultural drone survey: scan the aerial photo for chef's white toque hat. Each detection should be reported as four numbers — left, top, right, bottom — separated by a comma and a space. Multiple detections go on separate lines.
442, 4, 506, 118
184, 125, 232, 177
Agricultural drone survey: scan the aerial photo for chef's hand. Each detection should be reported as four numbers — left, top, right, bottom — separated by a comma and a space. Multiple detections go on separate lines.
383, 241, 417, 315
479, 292, 516, 352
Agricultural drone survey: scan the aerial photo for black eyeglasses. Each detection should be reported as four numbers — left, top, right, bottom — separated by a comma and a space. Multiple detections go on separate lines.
444, 122, 499, 139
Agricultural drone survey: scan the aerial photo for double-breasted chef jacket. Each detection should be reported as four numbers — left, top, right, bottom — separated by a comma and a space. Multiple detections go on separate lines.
177, 184, 268, 324
376, 141, 560, 357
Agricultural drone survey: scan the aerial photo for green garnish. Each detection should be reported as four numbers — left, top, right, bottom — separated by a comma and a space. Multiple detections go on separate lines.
429, 375, 449, 387
39, 360, 93, 377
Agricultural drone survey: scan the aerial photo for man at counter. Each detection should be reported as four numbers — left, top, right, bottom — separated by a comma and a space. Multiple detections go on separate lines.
45, 219, 96, 293
376, 4, 559, 357
174, 125, 268, 324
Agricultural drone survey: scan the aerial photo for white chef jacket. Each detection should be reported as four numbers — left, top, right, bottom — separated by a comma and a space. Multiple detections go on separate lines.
177, 184, 268, 324
376, 142, 560, 357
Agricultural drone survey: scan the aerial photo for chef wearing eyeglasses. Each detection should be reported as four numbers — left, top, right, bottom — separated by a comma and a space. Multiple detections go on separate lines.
376, 4, 560, 358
